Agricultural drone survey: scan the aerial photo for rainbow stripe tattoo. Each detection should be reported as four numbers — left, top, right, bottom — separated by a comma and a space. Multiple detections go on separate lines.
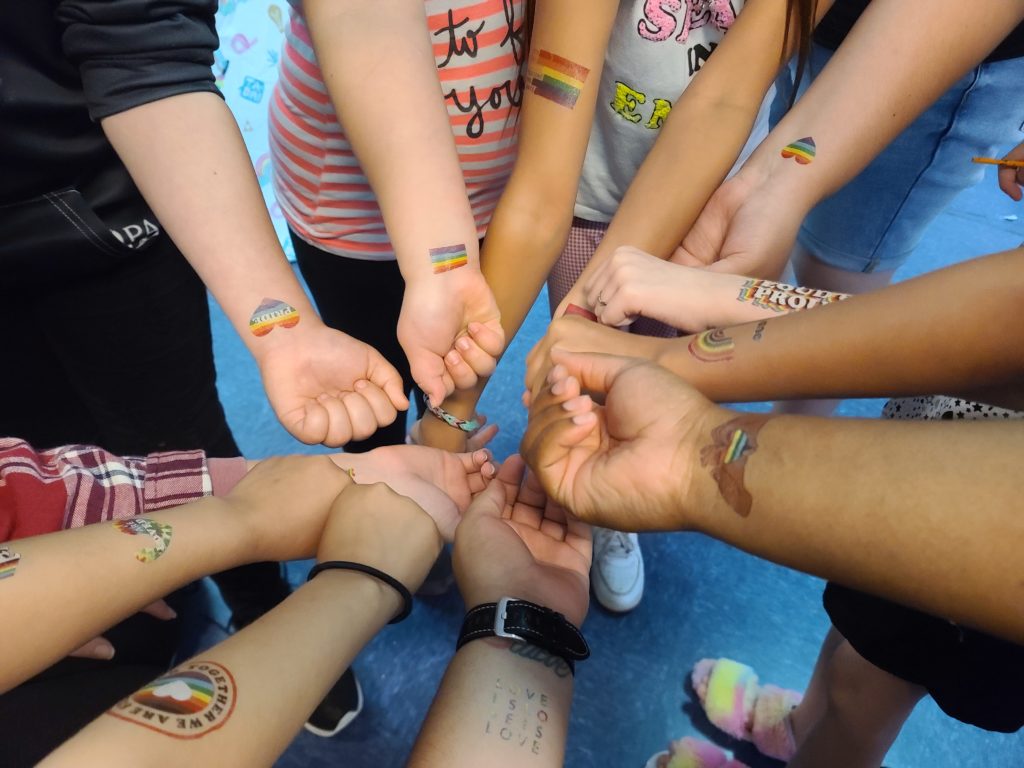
0, 545, 20, 580
249, 298, 300, 337
528, 50, 589, 109
108, 660, 237, 738
429, 244, 469, 274
688, 329, 735, 363
781, 137, 816, 165
114, 517, 173, 563
738, 279, 849, 313
700, 415, 770, 517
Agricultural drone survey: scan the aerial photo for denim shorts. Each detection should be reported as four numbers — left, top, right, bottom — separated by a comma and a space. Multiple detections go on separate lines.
775, 44, 1024, 273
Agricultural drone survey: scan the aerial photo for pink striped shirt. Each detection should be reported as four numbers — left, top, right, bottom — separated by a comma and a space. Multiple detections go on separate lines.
270, 0, 525, 260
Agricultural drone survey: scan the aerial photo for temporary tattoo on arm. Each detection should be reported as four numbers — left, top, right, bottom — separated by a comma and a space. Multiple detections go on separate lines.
752, 320, 767, 342
527, 50, 589, 109
0, 545, 20, 579
688, 329, 734, 363
564, 303, 597, 322
107, 661, 237, 738
114, 518, 173, 562
700, 414, 771, 517
248, 298, 300, 336
737, 279, 849, 312
429, 244, 469, 274
482, 642, 567, 755
781, 137, 816, 164
507, 641, 571, 679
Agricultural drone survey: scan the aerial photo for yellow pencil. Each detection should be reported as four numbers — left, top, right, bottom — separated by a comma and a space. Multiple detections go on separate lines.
972, 156, 1024, 169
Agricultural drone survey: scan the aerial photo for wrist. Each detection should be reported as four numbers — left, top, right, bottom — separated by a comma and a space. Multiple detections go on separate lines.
246, 311, 326, 362
307, 565, 406, 623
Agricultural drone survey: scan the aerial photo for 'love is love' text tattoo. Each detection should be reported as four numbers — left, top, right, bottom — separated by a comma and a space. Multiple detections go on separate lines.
249, 298, 300, 336
107, 661, 237, 738
688, 328, 735, 363
0, 545, 20, 580
114, 518, 173, 563
700, 414, 771, 517
527, 49, 589, 109
737, 279, 849, 313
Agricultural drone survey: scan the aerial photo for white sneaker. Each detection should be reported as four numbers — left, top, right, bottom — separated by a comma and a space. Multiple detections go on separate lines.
591, 528, 644, 612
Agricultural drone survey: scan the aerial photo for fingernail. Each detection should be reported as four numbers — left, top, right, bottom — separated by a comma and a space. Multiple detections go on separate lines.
572, 413, 593, 426
551, 379, 566, 396
469, 322, 482, 334
562, 395, 588, 412
446, 351, 461, 365
457, 338, 471, 351
97, 642, 116, 660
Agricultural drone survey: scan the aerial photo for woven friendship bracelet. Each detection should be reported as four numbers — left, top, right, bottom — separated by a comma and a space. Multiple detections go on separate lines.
427, 403, 481, 433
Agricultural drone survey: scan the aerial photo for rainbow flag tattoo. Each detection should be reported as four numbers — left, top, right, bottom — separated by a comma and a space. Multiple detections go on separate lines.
688, 329, 735, 363
429, 244, 468, 274
249, 298, 300, 337
528, 50, 589, 109
723, 429, 751, 464
133, 670, 215, 715
781, 137, 816, 165
0, 546, 19, 580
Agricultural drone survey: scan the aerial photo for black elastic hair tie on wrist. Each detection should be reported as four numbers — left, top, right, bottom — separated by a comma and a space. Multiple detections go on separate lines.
307, 560, 413, 624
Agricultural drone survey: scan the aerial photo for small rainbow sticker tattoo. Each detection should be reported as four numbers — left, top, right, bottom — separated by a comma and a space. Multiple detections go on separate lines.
0, 545, 20, 580
781, 137, 816, 165
688, 329, 735, 363
564, 303, 598, 322
528, 50, 590, 109
114, 518, 173, 563
723, 429, 752, 464
134, 670, 215, 715
249, 298, 300, 337
429, 244, 469, 274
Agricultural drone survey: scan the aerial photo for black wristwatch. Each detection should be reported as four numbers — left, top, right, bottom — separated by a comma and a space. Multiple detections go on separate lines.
456, 597, 590, 674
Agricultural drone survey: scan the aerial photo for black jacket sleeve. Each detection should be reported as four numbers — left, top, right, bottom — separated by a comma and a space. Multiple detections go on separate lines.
56, 0, 224, 120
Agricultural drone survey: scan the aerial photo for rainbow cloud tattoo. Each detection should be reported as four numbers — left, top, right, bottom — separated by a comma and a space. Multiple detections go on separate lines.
528, 50, 590, 109
114, 518, 173, 563
429, 244, 468, 274
688, 329, 735, 363
781, 137, 816, 165
249, 298, 300, 337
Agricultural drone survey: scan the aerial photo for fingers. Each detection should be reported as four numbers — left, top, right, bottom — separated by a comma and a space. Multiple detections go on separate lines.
353, 379, 399, 428
462, 454, 525, 522
444, 348, 479, 390
469, 320, 505, 358
316, 394, 355, 447
458, 448, 498, 493
70, 636, 116, 660
547, 348, 636, 397
140, 599, 178, 621
467, 420, 499, 452
287, 401, 330, 445
340, 390, 382, 442
367, 355, 410, 411
668, 245, 707, 267
998, 165, 1023, 201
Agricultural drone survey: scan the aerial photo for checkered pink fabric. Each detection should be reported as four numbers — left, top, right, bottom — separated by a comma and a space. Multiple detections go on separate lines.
547, 218, 680, 338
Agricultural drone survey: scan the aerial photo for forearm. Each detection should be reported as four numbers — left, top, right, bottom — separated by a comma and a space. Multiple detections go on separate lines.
101, 92, 316, 349
42, 571, 397, 766
409, 638, 573, 767
1, 498, 249, 692
688, 411, 1024, 643
306, 0, 478, 280
658, 248, 1024, 402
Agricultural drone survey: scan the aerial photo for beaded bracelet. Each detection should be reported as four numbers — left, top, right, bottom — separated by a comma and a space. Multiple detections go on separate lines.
426, 403, 481, 433
307, 560, 413, 624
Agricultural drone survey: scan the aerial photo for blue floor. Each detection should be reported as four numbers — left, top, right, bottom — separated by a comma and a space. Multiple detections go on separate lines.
195, 167, 1023, 766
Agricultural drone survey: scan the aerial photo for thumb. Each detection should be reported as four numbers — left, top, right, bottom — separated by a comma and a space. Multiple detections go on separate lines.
547, 348, 638, 396
367, 355, 410, 411
462, 454, 525, 523
141, 598, 178, 621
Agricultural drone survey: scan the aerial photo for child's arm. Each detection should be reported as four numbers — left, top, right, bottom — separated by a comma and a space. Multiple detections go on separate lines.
554, 0, 836, 316
417, 0, 619, 450
0, 456, 352, 693
40, 483, 442, 768
300, 0, 504, 407
580, 246, 848, 331
676, 0, 1024, 278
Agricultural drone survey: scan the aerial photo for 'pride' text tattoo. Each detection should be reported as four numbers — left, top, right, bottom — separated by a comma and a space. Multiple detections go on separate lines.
107, 661, 237, 738
430, 244, 469, 274
737, 279, 849, 313
527, 50, 589, 109
249, 298, 300, 336
700, 414, 770, 517
688, 329, 734, 363
114, 518, 173, 563
781, 136, 816, 164
0, 545, 20, 580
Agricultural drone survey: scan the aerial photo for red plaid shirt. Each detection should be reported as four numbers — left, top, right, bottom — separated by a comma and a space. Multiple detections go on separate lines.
0, 438, 246, 541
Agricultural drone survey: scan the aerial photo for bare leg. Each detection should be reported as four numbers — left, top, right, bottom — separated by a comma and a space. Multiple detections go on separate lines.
774, 243, 897, 417
788, 636, 926, 768
786, 627, 844, 744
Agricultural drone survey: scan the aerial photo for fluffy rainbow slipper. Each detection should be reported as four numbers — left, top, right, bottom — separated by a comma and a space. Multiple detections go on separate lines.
644, 737, 749, 768
691, 658, 801, 761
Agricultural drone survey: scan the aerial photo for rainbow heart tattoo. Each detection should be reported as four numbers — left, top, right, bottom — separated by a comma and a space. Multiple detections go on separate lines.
249, 298, 300, 336
528, 50, 589, 109
114, 517, 173, 563
0, 545, 20, 580
781, 137, 816, 165
429, 244, 468, 274
700, 414, 771, 517
688, 329, 735, 363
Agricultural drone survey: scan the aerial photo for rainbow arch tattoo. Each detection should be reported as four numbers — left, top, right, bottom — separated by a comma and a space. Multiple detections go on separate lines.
528, 50, 590, 109
429, 244, 468, 274
249, 298, 300, 337
114, 518, 173, 563
688, 329, 735, 363
781, 137, 816, 165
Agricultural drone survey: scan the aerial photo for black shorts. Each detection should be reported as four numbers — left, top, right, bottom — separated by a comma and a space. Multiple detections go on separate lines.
824, 582, 1024, 733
